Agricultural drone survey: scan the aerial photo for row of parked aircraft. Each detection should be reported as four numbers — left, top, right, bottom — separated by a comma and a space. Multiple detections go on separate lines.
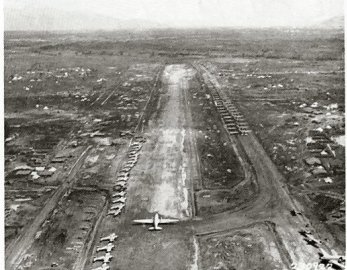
91, 137, 180, 269
91, 213, 179, 270
299, 229, 345, 269
91, 139, 145, 270
91, 233, 118, 270
107, 140, 143, 217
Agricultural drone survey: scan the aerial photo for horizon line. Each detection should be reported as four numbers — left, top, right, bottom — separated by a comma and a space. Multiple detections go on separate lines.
4, 25, 344, 33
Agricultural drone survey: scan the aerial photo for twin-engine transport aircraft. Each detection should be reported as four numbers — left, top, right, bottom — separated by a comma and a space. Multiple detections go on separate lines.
100, 233, 118, 242
319, 249, 346, 269
96, 243, 115, 253
133, 212, 179, 231
303, 234, 321, 248
93, 253, 112, 263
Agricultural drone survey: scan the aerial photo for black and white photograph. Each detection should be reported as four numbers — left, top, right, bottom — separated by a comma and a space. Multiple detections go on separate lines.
3, 1, 345, 269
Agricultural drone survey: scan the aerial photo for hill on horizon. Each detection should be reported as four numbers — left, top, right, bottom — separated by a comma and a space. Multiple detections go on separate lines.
311, 16, 344, 29
5, 6, 344, 31
5, 7, 163, 31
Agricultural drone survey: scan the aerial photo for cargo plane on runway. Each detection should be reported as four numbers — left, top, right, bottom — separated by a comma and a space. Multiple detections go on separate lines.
133, 212, 179, 231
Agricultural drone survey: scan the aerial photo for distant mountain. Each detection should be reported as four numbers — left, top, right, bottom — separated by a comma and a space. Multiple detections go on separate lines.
5, 7, 163, 31
311, 16, 344, 29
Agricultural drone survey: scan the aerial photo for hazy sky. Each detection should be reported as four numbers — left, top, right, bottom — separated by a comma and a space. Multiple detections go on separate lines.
4, 0, 345, 29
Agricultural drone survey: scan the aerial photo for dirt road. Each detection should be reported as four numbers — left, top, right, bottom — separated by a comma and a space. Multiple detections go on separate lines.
193, 64, 323, 269
193, 133, 320, 267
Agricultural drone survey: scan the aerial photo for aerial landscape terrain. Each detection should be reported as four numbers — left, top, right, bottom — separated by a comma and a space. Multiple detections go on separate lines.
4, 23, 345, 270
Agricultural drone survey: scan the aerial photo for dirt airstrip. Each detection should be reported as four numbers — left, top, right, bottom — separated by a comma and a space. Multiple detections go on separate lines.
5, 30, 344, 270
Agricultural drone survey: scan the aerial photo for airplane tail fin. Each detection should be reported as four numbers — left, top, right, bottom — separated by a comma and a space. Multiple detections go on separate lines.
149, 226, 162, 231
318, 248, 329, 258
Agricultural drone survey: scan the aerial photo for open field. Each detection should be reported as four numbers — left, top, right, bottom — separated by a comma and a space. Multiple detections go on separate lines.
5, 28, 345, 270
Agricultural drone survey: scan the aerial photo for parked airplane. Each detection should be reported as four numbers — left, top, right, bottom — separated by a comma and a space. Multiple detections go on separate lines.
112, 191, 126, 197
331, 261, 345, 269
126, 162, 136, 166
133, 212, 179, 231
319, 248, 346, 267
100, 233, 118, 242
96, 243, 114, 253
131, 142, 141, 146
117, 176, 128, 180
290, 209, 302, 216
91, 264, 110, 270
298, 229, 312, 236
114, 186, 126, 192
112, 197, 126, 203
126, 160, 137, 164
115, 183, 127, 188
107, 209, 122, 217
324, 260, 346, 270
303, 234, 321, 248
118, 172, 129, 177
115, 180, 127, 186
115, 180, 127, 185
93, 253, 112, 263
110, 203, 124, 211
130, 143, 141, 147
111, 205, 124, 213
116, 179, 128, 185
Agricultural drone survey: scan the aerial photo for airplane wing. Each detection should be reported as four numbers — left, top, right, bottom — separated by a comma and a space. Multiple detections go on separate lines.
133, 219, 153, 224
159, 218, 179, 224
331, 260, 345, 269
